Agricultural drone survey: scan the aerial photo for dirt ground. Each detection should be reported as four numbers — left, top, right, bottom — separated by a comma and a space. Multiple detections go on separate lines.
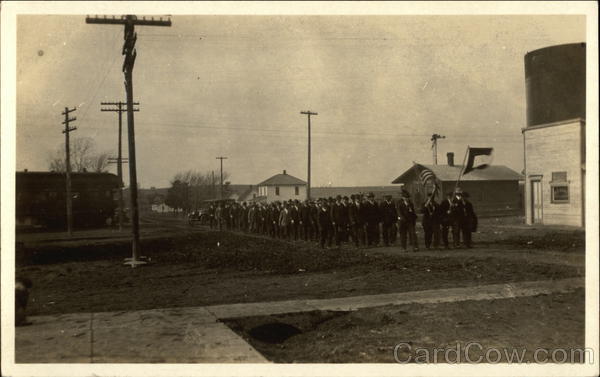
226, 289, 585, 363
15, 217, 584, 316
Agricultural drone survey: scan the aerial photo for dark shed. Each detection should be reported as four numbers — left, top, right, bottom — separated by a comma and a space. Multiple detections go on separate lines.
392, 163, 523, 217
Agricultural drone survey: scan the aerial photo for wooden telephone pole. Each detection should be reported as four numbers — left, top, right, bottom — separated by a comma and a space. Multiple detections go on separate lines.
62, 107, 77, 236
86, 15, 171, 267
216, 157, 228, 200
300, 111, 317, 200
101, 101, 138, 231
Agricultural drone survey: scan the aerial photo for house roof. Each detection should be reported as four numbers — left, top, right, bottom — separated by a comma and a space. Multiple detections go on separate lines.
391, 163, 523, 184
311, 186, 403, 199
258, 172, 306, 186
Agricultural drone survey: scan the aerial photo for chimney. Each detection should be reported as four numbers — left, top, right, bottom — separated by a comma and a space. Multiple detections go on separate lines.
23, 169, 28, 172
447, 152, 454, 166
283, 170, 287, 175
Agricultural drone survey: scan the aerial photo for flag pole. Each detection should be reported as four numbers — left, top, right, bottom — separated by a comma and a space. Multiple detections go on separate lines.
454, 146, 470, 193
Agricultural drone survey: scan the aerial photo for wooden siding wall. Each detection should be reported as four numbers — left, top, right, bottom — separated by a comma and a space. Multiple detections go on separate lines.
524, 120, 584, 226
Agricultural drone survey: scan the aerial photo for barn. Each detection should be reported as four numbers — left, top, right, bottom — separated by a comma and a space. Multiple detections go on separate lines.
391, 155, 523, 217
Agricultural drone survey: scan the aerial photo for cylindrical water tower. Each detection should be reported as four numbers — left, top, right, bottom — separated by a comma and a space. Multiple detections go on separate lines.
524, 43, 586, 127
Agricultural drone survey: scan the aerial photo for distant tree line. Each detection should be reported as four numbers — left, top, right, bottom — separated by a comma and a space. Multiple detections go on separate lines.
165, 169, 231, 213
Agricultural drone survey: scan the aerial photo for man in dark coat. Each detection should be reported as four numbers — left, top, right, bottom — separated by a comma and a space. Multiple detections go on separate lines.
363, 193, 380, 246
289, 200, 300, 241
348, 195, 362, 247
239, 202, 248, 232
332, 196, 350, 247
453, 188, 476, 248
309, 201, 319, 241
222, 204, 230, 230
438, 192, 456, 248
380, 195, 398, 247
300, 201, 311, 241
421, 193, 442, 249
397, 190, 419, 251
317, 199, 333, 248
15, 277, 33, 326
278, 202, 290, 239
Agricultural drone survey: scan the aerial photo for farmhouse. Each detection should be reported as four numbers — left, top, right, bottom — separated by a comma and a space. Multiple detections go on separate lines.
256, 170, 307, 203
391, 153, 522, 217
522, 43, 586, 227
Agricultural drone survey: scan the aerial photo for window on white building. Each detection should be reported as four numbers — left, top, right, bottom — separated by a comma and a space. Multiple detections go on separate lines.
275, 186, 280, 196
550, 171, 569, 203
295, 186, 299, 195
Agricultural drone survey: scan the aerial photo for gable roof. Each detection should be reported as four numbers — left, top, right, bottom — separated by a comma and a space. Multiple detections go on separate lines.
311, 186, 403, 199
392, 163, 522, 184
258, 173, 306, 186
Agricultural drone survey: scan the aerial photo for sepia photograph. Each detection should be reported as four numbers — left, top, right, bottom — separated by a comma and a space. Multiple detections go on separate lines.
1, 2, 598, 377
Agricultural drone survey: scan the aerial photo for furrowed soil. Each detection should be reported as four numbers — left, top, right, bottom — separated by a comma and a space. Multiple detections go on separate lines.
16, 219, 584, 316
225, 288, 585, 363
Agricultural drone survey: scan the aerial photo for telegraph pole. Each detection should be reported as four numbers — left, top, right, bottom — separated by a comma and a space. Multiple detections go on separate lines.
86, 15, 171, 267
62, 107, 77, 236
216, 157, 228, 199
300, 111, 317, 200
431, 133, 446, 165
211, 170, 216, 199
101, 101, 138, 231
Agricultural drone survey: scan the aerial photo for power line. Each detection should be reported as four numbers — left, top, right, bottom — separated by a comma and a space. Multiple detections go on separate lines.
134, 120, 523, 139
77, 29, 122, 126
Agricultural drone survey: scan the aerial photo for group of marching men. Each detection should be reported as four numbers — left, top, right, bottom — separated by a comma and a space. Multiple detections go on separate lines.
207, 187, 477, 251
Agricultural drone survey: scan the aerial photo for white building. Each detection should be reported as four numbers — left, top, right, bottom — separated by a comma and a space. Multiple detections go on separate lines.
523, 43, 586, 227
256, 170, 307, 203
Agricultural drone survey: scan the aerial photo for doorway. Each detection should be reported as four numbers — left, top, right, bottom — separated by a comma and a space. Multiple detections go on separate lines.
531, 179, 543, 223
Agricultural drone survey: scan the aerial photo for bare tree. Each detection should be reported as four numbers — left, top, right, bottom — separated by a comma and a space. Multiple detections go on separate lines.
167, 169, 231, 212
89, 151, 111, 172
48, 137, 112, 173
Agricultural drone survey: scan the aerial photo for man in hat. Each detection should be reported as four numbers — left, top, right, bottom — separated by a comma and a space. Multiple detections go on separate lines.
348, 194, 363, 247
363, 193, 380, 246
299, 200, 311, 241
453, 188, 476, 248
317, 199, 333, 248
331, 195, 348, 247
396, 189, 419, 251
309, 200, 319, 242
289, 200, 300, 241
278, 202, 290, 239
439, 191, 456, 248
421, 192, 442, 249
381, 194, 398, 247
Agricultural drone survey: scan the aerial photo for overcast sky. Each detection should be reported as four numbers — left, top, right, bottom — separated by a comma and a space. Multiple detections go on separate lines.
16, 15, 585, 188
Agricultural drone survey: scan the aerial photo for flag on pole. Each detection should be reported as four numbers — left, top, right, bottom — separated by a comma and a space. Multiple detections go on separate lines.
419, 167, 439, 200
463, 147, 494, 175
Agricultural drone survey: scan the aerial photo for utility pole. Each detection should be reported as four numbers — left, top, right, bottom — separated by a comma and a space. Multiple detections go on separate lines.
431, 133, 446, 165
211, 170, 216, 199
101, 101, 138, 231
216, 157, 228, 200
62, 107, 77, 236
86, 15, 171, 268
300, 111, 317, 200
